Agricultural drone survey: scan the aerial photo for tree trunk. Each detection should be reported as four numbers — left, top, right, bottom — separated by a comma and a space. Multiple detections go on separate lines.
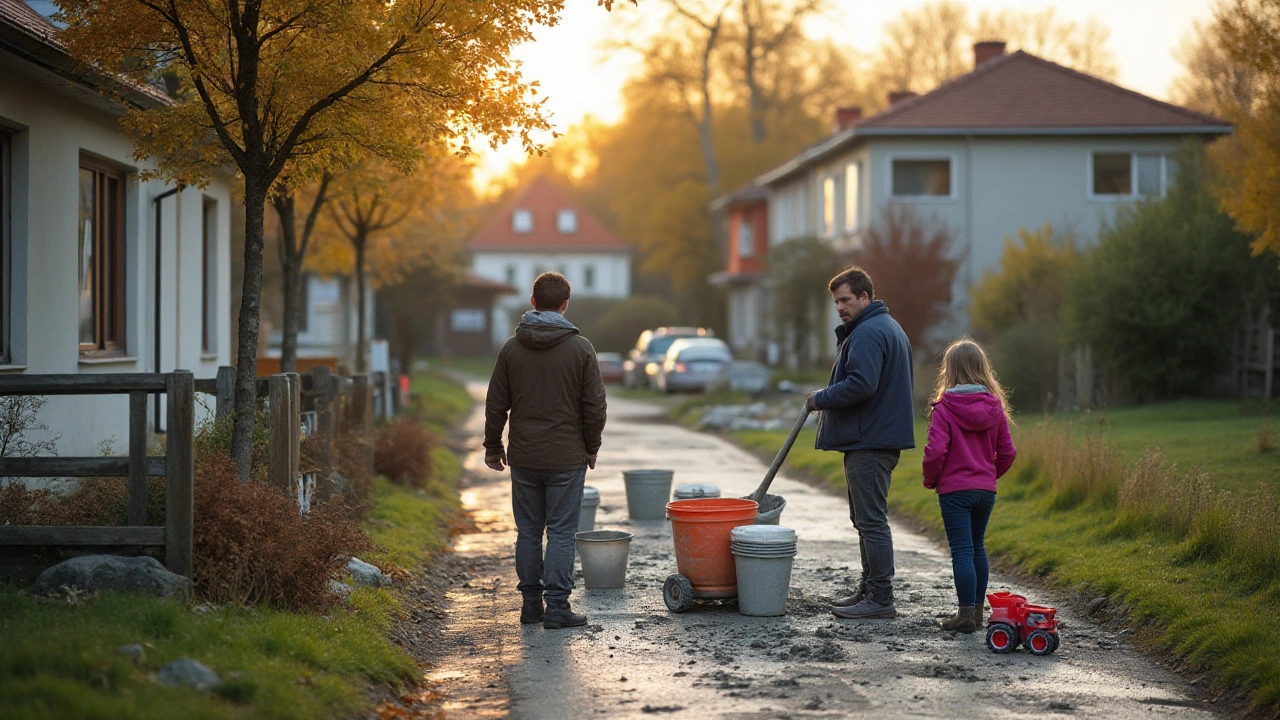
233, 175, 269, 480
354, 235, 368, 373
273, 192, 300, 374
741, 0, 767, 143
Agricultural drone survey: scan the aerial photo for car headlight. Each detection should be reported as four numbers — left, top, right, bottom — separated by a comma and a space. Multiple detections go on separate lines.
645, 362, 659, 375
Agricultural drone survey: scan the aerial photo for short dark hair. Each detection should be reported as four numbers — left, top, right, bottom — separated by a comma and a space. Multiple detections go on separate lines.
828, 266, 874, 300
532, 272, 572, 310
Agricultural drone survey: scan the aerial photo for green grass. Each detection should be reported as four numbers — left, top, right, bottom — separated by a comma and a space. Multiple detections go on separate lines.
729, 400, 1280, 713
421, 355, 497, 382
0, 442, 468, 719
408, 370, 476, 435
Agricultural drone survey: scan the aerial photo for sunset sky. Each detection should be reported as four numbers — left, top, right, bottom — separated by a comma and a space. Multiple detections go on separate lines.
473, 0, 1214, 192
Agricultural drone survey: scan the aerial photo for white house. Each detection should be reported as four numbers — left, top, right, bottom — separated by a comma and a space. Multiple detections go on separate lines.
718, 42, 1231, 363
262, 273, 375, 371
1, 0, 234, 454
469, 176, 631, 346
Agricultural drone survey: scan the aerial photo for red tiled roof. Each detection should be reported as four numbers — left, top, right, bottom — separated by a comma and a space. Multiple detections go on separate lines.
857, 51, 1229, 131
0, 0, 57, 42
469, 176, 630, 253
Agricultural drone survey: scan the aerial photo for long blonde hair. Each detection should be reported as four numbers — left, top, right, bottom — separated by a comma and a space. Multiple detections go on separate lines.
929, 337, 1014, 425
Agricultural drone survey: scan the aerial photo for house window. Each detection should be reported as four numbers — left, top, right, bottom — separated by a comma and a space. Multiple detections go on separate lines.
512, 208, 533, 233
844, 161, 861, 232
557, 209, 577, 233
738, 218, 755, 258
892, 158, 951, 197
78, 160, 125, 355
0, 133, 9, 362
1092, 152, 1167, 198
584, 264, 596, 290
821, 176, 837, 237
201, 198, 217, 354
451, 308, 486, 333
505, 264, 517, 286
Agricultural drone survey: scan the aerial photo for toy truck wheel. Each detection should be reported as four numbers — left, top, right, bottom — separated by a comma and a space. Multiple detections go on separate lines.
1026, 629, 1054, 656
1048, 632, 1060, 654
986, 622, 1018, 653
664, 574, 695, 613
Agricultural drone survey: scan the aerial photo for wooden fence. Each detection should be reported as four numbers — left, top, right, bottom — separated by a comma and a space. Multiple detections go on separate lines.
0, 372, 195, 577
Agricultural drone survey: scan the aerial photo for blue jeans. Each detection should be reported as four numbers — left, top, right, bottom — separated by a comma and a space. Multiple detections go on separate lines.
938, 489, 996, 607
510, 465, 586, 603
844, 450, 900, 603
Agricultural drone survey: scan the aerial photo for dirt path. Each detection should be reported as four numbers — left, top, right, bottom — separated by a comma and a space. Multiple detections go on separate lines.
416, 387, 1224, 719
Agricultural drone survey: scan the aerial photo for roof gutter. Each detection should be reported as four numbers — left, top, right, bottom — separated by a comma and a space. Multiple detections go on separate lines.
0, 25, 171, 112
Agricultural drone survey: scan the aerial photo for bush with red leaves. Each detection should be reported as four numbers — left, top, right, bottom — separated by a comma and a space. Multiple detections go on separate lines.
373, 417, 436, 488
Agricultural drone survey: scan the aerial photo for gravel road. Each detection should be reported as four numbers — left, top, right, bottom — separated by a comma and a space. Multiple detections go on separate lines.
420, 387, 1223, 720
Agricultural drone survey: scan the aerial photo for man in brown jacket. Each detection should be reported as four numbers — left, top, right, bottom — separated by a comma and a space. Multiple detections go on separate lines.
484, 272, 607, 630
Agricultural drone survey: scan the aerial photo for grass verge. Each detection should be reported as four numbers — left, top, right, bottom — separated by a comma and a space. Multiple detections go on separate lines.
729, 400, 1280, 714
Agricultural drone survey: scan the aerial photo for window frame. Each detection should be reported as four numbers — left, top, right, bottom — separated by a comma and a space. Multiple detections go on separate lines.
887, 153, 956, 202
512, 208, 533, 233
737, 215, 755, 259
1088, 151, 1168, 201
583, 263, 596, 290
556, 209, 577, 234
201, 197, 217, 355
0, 132, 10, 364
77, 157, 127, 358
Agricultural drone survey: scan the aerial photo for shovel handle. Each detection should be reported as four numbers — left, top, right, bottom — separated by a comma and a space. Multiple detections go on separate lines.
750, 405, 812, 504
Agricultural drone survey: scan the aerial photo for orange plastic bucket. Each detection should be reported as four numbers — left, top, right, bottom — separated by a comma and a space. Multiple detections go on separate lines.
666, 498, 759, 598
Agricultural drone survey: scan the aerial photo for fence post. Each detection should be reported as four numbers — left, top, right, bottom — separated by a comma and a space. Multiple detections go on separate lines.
268, 373, 296, 493
288, 372, 301, 501
128, 391, 149, 526
165, 371, 194, 578
215, 365, 235, 421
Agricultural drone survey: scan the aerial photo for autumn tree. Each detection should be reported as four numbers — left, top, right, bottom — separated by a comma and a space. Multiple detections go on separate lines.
1206, 0, 1280, 259
311, 150, 471, 372
766, 237, 840, 369
57, 0, 559, 476
271, 173, 331, 373
1170, 11, 1257, 117
852, 205, 963, 351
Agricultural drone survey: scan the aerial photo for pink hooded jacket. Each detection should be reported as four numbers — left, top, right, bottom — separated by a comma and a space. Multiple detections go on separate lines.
921, 387, 1017, 494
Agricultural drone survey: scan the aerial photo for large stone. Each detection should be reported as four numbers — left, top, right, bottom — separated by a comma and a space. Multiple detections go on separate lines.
30, 555, 191, 599
346, 557, 387, 587
155, 658, 220, 691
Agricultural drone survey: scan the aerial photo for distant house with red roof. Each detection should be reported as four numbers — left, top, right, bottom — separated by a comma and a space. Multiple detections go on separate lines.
469, 176, 631, 345
713, 41, 1232, 364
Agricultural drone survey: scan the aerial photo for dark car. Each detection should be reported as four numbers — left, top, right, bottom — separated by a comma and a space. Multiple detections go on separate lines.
655, 338, 732, 393
596, 352, 624, 383
622, 327, 714, 389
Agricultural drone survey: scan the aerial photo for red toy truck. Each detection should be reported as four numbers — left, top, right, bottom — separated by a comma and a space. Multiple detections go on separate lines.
985, 591, 1061, 655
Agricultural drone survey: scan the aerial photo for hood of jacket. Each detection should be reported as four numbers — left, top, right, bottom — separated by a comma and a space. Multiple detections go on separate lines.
937, 387, 1003, 433
515, 310, 580, 350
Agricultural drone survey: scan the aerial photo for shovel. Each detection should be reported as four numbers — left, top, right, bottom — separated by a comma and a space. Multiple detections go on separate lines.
748, 405, 812, 505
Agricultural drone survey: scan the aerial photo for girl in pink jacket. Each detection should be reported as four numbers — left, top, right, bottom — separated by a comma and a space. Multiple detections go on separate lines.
922, 338, 1017, 634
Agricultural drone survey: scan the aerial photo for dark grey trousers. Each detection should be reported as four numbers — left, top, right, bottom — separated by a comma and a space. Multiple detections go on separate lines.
843, 450, 900, 603
510, 465, 586, 603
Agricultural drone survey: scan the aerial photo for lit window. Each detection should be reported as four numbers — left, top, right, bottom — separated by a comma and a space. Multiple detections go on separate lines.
892, 159, 951, 197
512, 208, 533, 233
821, 176, 837, 237
79, 160, 126, 355
738, 219, 755, 258
844, 162, 861, 232
557, 209, 577, 233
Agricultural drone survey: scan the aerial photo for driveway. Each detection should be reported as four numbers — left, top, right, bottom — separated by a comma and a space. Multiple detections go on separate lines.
420, 387, 1221, 719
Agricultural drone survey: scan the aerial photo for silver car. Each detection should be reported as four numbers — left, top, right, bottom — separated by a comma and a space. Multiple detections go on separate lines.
655, 338, 732, 393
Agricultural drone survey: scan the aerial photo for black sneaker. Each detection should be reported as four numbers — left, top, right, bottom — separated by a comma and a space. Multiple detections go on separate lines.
520, 597, 544, 625
543, 603, 588, 629
832, 597, 897, 620
831, 588, 866, 609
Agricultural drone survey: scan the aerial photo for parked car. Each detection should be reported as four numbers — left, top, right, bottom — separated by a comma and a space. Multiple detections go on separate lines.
622, 327, 714, 389
655, 338, 733, 394
596, 352, 624, 383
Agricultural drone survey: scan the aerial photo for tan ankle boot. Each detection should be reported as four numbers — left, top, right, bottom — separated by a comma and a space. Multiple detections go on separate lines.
940, 605, 977, 633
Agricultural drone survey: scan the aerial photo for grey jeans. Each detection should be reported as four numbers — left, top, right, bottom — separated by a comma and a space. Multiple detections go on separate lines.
510, 465, 586, 603
844, 449, 900, 603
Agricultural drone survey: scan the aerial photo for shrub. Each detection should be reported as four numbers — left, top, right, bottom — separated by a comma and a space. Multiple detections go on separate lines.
588, 295, 679, 353
192, 450, 370, 609
767, 237, 841, 369
374, 417, 436, 487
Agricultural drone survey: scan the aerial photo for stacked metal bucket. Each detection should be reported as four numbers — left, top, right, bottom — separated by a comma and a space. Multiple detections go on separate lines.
729, 525, 798, 616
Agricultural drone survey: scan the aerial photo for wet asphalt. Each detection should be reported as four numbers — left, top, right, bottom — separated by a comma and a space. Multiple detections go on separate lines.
435, 386, 1222, 720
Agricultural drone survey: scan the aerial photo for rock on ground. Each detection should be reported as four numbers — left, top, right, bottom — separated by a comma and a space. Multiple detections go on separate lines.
30, 555, 191, 599
346, 557, 388, 587
155, 658, 220, 691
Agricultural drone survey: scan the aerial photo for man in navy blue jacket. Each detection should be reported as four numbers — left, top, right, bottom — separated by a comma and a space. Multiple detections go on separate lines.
806, 267, 915, 620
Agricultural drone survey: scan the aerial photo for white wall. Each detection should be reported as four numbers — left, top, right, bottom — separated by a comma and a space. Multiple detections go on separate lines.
1, 69, 232, 454
472, 251, 631, 345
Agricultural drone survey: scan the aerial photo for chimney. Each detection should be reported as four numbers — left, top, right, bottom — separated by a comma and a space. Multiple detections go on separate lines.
888, 90, 917, 106
973, 40, 1007, 66
833, 106, 863, 132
